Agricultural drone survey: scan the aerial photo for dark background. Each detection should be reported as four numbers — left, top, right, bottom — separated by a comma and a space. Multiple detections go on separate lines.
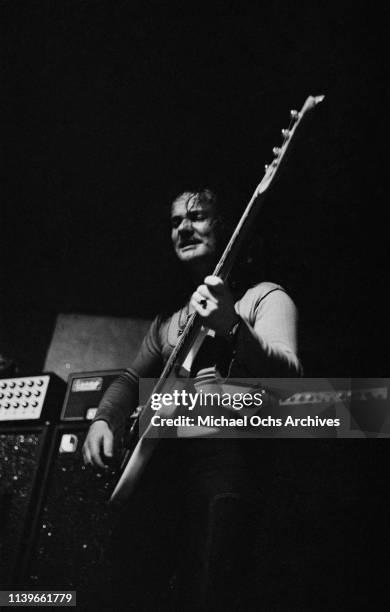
1, 4, 389, 608
1, 1, 387, 375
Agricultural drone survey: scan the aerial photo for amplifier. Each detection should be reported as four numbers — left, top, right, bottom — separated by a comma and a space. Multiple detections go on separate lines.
24, 422, 117, 607
0, 374, 66, 587
61, 370, 124, 421
0, 424, 51, 587
0, 374, 65, 423
280, 385, 388, 406
279, 379, 390, 437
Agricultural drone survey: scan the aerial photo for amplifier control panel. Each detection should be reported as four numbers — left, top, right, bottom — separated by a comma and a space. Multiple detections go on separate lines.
280, 387, 388, 405
0, 375, 65, 422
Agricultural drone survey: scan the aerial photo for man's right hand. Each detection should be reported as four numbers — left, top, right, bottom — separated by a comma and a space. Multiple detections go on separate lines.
82, 420, 114, 469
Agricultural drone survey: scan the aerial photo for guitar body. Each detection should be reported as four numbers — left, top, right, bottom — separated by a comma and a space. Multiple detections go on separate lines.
111, 327, 213, 504
112, 373, 266, 505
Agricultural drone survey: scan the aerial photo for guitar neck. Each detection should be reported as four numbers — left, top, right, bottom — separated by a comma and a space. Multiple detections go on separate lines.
216, 95, 325, 281
214, 189, 266, 282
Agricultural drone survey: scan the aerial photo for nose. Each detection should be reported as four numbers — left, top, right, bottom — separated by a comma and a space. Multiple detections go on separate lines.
177, 217, 193, 233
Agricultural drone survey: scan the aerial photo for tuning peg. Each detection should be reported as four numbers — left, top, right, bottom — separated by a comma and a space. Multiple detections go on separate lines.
281, 129, 290, 138
290, 109, 300, 120
272, 147, 281, 156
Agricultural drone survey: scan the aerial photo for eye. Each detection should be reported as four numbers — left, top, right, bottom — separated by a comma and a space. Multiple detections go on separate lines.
189, 211, 207, 222
171, 216, 182, 229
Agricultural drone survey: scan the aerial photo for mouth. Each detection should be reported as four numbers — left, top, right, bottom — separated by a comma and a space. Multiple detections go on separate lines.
178, 239, 202, 250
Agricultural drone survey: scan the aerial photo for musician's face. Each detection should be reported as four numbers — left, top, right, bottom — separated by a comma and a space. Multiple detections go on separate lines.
171, 193, 218, 266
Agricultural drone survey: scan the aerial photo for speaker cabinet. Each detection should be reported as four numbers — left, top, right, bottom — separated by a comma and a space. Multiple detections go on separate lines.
24, 423, 117, 607
0, 424, 51, 587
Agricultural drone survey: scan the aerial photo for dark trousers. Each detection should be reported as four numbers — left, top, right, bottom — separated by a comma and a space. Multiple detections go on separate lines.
108, 439, 259, 611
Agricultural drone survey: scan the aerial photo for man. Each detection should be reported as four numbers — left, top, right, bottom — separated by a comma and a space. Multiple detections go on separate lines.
83, 188, 301, 609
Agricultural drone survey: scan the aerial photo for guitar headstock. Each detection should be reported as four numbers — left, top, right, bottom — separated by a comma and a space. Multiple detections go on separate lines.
255, 94, 325, 196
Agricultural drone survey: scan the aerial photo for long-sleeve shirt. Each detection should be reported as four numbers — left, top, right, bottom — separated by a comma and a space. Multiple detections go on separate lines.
94, 281, 301, 432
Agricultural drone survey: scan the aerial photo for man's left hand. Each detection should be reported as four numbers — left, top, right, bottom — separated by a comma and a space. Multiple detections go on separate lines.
191, 275, 239, 337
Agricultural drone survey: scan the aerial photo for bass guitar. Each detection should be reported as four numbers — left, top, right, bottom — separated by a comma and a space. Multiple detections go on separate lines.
110, 94, 325, 505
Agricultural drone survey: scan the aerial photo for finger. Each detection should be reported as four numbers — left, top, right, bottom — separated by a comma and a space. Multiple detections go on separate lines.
82, 445, 92, 466
190, 296, 207, 317
103, 433, 113, 458
90, 438, 107, 469
192, 293, 209, 311
93, 453, 107, 470
192, 290, 203, 301
195, 285, 217, 303
204, 275, 224, 293
192, 291, 207, 309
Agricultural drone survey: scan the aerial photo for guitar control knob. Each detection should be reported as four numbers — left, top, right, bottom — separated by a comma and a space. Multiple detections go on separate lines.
281, 129, 290, 138
272, 147, 281, 156
290, 110, 300, 119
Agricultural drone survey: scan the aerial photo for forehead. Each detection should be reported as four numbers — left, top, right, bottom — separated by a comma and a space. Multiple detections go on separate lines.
171, 192, 216, 217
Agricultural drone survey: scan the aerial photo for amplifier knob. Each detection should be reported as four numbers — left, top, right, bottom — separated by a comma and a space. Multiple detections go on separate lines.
9, 381, 16, 388
31, 401, 38, 407
27, 380, 34, 387
21, 401, 29, 408
34, 390, 41, 397
37, 379, 44, 386
18, 381, 25, 387
25, 391, 32, 397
